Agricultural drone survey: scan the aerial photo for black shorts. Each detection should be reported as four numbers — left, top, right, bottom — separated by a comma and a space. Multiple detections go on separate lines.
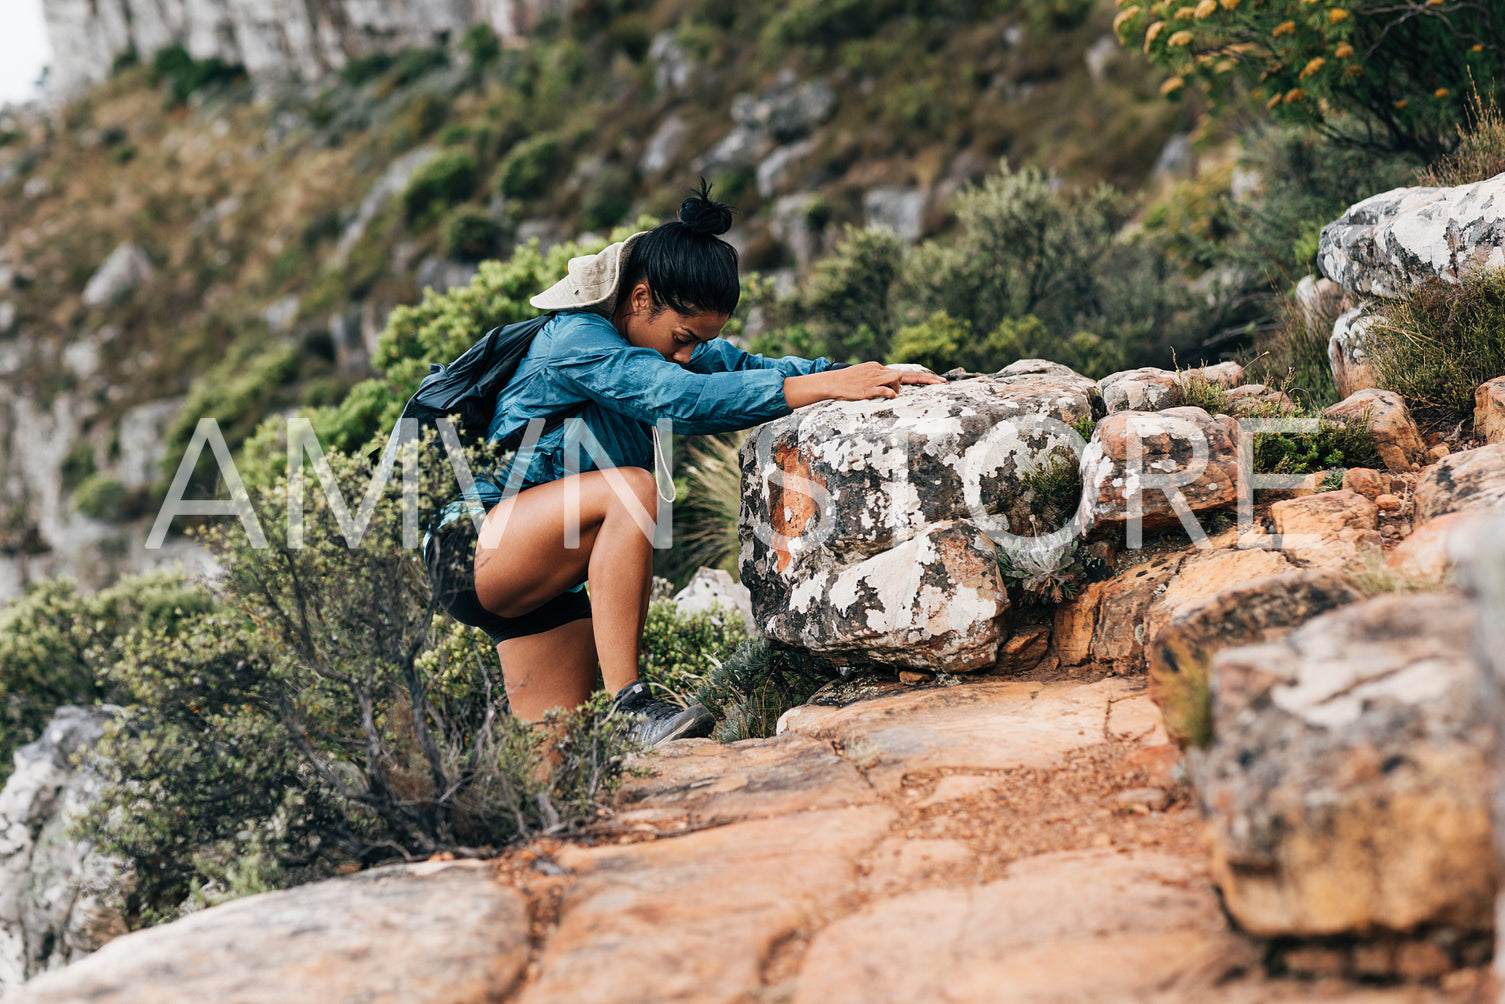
422, 518, 592, 643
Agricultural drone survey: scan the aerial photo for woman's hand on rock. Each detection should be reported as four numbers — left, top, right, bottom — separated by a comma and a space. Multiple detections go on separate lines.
784, 363, 944, 408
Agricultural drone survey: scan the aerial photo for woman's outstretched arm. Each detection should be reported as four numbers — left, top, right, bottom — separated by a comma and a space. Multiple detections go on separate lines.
784, 361, 944, 407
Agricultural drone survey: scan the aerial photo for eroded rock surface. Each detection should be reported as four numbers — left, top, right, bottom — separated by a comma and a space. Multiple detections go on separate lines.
1148, 568, 1363, 747
1269, 490, 1383, 572
1413, 443, 1505, 521
7, 860, 530, 1004
1194, 593, 1495, 940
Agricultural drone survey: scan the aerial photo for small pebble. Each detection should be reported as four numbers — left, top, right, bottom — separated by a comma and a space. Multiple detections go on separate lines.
1115, 787, 1168, 812
1375, 493, 1402, 513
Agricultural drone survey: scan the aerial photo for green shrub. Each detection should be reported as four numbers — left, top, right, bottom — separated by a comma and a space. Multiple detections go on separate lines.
1370, 269, 1505, 417
161, 343, 301, 492
78, 441, 640, 925
441, 206, 507, 262
388, 47, 450, 88
637, 597, 749, 705
340, 53, 397, 87
461, 24, 501, 69
0, 572, 212, 785
800, 225, 904, 361
656, 434, 744, 589
886, 311, 968, 373
1118, 0, 1504, 157
692, 638, 833, 742
73, 473, 129, 519
494, 132, 564, 200
1253, 417, 1382, 474
389, 91, 452, 146
401, 150, 478, 222
61, 441, 96, 491
149, 44, 245, 106
582, 164, 636, 231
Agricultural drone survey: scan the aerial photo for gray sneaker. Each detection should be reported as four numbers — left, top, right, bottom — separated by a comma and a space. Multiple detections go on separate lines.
612, 681, 715, 745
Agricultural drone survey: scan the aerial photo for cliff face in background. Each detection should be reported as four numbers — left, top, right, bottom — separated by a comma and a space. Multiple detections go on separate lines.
42, 0, 567, 95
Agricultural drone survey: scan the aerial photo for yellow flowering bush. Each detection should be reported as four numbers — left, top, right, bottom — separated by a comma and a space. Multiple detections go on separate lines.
1114, 0, 1503, 155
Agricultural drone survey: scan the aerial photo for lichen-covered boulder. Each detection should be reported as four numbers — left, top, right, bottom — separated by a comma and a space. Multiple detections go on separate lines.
1097, 362, 1242, 414
1193, 593, 1495, 940
1317, 174, 1505, 299
1322, 388, 1427, 471
740, 361, 1099, 670
1079, 407, 1239, 539
1413, 442, 1505, 521
753, 520, 1010, 671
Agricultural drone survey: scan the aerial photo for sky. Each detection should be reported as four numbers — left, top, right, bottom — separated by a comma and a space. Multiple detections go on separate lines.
0, 0, 53, 107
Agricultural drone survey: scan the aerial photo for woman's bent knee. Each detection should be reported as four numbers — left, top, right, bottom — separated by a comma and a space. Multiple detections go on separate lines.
593, 467, 659, 522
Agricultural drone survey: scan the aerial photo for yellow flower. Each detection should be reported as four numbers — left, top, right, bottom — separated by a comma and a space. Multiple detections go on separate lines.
1169, 29, 1195, 46
1145, 20, 1166, 48
1266, 93, 1283, 109
1220, 0, 1240, 9
1435, 88, 1451, 98
1175, 5, 1196, 17
1300, 57, 1326, 77
1329, 8, 1349, 22
1334, 42, 1354, 58
1273, 20, 1296, 37
1344, 64, 1364, 77
1215, 58, 1235, 73
1473, 44, 1485, 52
1284, 87, 1306, 103
1195, 0, 1218, 16
1394, 98, 1408, 109
1114, 7, 1141, 31
1161, 76, 1186, 95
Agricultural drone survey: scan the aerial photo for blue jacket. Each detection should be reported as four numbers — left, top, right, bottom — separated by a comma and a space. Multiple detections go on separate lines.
461, 311, 838, 510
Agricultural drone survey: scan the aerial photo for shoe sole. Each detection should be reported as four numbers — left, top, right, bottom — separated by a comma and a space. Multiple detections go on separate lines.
653, 704, 716, 745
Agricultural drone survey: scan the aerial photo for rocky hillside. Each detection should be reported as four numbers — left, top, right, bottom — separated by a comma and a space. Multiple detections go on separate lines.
5, 166, 1505, 998
0, 0, 1186, 603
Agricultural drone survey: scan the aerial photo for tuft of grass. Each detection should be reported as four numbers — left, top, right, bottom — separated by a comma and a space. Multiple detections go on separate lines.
1416, 89, 1505, 188
1015, 452, 1083, 535
1252, 416, 1382, 475
693, 638, 834, 742
1176, 373, 1232, 415
1246, 295, 1341, 409
1369, 269, 1505, 418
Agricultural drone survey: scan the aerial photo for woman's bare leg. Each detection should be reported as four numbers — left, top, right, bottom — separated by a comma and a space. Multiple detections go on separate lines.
496, 618, 597, 721
473, 468, 659, 719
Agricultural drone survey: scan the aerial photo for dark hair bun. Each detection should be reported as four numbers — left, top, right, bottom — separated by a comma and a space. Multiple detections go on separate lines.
679, 178, 734, 236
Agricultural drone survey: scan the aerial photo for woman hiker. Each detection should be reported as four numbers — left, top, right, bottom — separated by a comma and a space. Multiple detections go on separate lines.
422, 183, 943, 745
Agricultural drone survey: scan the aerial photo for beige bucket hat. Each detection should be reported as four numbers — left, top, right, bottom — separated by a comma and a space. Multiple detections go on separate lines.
528, 231, 650, 314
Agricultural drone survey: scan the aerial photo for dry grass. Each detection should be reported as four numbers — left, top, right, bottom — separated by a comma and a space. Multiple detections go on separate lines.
1416, 88, 1505, 188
